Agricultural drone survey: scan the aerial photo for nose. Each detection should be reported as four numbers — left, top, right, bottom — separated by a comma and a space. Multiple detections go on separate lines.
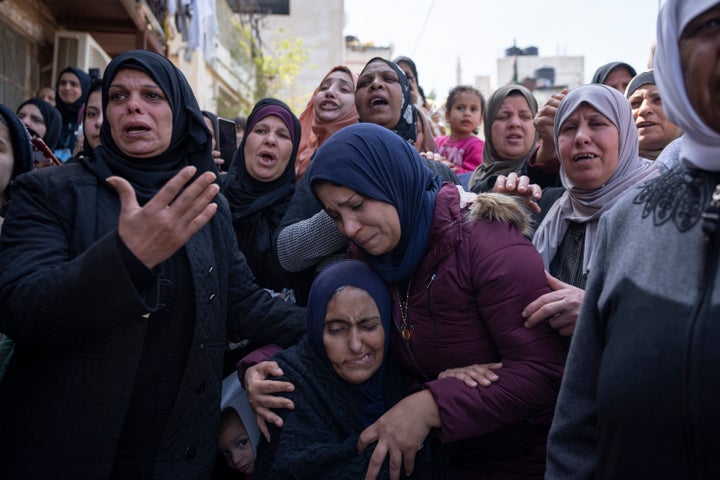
637, 98, 653, 117
263, 130, 277, 146
369, 75, 383, 90
347, 327, 363, 353
340, 216, 362, 239
507, 114, 520, 128
574, 123, 592, 144
126, 94, 142, 112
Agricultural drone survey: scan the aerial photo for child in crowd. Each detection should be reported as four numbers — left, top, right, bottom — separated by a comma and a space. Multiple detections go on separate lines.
434, 85, 485, 174
217, 374, 260, 479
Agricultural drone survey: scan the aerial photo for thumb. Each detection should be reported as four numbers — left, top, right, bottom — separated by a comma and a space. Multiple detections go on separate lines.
545, 270, 569, 291
106, 176, 139, 214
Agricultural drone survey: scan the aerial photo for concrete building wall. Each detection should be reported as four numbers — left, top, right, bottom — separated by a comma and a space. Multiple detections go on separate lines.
496, 55, 585, 92
261, 0, 345, 111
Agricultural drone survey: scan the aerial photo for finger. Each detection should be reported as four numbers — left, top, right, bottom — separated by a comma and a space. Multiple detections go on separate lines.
549, 313, 574, 331
252, 392, 295, 410
257, 379, 295, 395
516, 176, 529, 192
493, 175, 507, 193
401, 448, 418, 479
388, 445, 403, 480
256, 414, 271, 442
258, 407, 285, 429
148, 166, 198, 209
558, 324, 575, 337
364, 442, 387, 480
357, 425, 378, 454
523, 293, 556, 327
171, 172, 218, 218
258, 361, 283, 377
506, 172, 518, 190
106, 176, 139, 214
545, 271, 571, 290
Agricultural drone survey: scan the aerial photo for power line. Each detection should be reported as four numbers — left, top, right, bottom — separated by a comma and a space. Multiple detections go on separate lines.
410, 0, 436, 57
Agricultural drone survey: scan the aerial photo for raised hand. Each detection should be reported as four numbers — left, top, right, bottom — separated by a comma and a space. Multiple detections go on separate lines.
106, 166, 219, 269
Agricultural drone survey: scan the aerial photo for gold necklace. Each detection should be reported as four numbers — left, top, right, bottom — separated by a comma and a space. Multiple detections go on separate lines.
395, 280, 413, 341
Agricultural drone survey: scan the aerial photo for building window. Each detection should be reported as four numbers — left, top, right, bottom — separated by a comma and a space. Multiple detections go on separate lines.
0, 20, 34, 109
228, 0, 290, 15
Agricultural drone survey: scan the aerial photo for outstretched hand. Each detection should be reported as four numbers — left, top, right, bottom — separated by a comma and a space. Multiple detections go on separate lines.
244, 361, 296, 441
523, 271, 584, 336
106, 166, 219, 269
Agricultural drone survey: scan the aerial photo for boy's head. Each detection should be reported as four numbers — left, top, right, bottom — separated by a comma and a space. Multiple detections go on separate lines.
219, 407, 255, 475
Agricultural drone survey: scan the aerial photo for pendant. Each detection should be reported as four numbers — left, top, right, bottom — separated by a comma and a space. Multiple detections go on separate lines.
401, 326, 411, 341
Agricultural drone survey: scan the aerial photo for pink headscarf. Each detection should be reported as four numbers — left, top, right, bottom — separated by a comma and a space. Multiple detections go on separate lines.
295, 66, 359, 183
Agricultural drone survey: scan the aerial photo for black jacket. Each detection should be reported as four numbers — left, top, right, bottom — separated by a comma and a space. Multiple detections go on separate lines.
0, 163, 305, 479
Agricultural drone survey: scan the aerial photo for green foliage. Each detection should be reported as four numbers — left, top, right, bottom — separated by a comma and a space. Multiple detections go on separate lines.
223, 14, 308, 116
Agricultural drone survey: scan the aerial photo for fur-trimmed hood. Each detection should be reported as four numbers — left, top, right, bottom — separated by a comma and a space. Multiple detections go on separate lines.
462, 187, 533, 238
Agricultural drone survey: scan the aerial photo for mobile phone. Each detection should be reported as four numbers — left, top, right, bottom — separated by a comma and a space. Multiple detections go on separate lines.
31, 137, 62, 169
216, 117, 237, 172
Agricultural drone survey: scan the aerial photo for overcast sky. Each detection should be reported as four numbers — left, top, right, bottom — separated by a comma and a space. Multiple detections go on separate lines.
343, 0, 662, 98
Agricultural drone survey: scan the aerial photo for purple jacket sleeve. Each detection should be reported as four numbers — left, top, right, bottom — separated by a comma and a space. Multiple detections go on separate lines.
425, 227, 567, 443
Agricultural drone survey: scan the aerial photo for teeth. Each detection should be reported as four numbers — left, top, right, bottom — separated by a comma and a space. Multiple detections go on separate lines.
575, 154, 596, 161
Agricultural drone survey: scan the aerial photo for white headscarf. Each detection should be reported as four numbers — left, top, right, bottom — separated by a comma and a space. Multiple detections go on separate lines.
533, 84, 658, 272
654, 0, 720, 171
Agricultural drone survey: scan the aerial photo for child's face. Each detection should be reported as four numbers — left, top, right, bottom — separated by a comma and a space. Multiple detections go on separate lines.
446, 91, 483, 137
219, 418, 255, 475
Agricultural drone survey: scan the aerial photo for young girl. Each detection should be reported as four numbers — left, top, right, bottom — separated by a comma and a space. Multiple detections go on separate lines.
434, 85, 485, 174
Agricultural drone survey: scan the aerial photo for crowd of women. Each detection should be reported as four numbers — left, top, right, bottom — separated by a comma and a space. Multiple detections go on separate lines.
0, 0, 719, 478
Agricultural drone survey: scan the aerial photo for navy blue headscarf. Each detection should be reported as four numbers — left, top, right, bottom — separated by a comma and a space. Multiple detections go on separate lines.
306, 259, 391, 426
308, 123, 441, 283
85, 50, 215, 203
16, 98, 62, 150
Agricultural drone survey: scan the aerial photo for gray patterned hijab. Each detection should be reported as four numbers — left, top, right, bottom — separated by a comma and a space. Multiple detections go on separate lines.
533, 84, 658, 272
469, 84, 538, 186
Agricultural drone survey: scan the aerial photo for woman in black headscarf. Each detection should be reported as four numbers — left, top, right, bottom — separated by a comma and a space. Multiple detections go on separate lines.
0, 50, 304, 479
222, 98, 301, 293
15, 98, 62, 151
54, 66, 92, 160
591, 61, 637, 93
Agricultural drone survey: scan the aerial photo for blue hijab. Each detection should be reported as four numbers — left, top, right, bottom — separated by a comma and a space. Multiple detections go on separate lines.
307, 123, 441, 283
306, 259, 391, 426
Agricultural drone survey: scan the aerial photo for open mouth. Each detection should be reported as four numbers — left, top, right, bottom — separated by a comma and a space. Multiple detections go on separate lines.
637, 121, 656, 128
369, 96, 388, 107
124, 122, 151, 135
258, 151, 277, 165
574, 153, 598, 161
